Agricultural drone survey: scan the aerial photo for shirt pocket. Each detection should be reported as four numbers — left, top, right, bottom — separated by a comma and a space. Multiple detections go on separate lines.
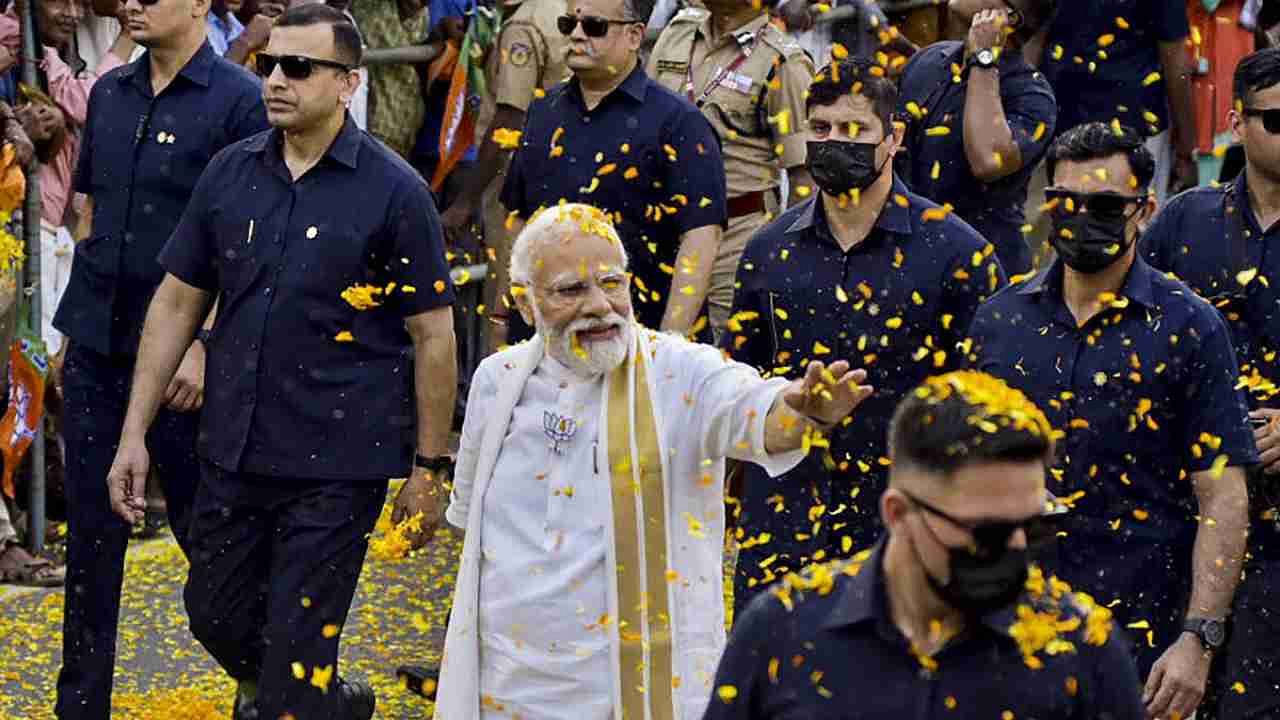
766, 265, 817, 367
704, 84, 765, 141
209, 207, 264, 294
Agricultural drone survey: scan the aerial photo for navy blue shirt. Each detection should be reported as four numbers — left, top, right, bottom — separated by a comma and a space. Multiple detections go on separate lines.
500, 63, 727, 330
159, 119, 456, 481
896, 40, 1057, 277
55, 44, 268, 358
1041, 0, 1189, 137
722, 179, 1005, 612
1142, 172, 1280, 558
967, 258, 1257, 675
705, 541, 1146, 720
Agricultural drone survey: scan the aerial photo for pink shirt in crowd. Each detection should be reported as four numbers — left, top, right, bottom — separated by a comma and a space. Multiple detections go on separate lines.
0, 8, 125, 228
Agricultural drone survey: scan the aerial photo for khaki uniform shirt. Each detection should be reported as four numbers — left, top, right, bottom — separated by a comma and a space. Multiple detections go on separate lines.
647, 10, 813, 197
476, 0, 573, 140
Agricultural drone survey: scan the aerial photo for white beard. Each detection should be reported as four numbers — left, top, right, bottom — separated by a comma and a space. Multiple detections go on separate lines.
535, 307, 632, 379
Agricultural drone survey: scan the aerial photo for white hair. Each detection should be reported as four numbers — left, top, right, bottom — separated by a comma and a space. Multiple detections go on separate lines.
508, 203, 629, 293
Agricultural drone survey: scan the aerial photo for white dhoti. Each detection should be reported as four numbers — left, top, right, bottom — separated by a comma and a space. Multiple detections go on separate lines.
437, 326, 806, 719
38, 221, 73, 356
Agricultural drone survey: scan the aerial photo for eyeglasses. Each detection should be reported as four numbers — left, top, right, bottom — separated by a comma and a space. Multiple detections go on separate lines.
255, 53, 352, 80
1242, 106, 1280, 134
1043, 188, 1143, 222
556, 14, 638, 37
903, 490, 1048, 559
537, 272, 631, 303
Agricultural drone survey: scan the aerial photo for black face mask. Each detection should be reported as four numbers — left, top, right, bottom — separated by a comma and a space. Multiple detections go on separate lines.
806, 139, 886, 198
907, 499, 1030, 618
1049, 213, 1134, 274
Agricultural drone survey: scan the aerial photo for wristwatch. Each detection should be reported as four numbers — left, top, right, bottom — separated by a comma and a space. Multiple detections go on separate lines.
1182, 617, 1226, 651
195, 328, 213, 346
968, 48, 999, 70
414, 453, 455, 475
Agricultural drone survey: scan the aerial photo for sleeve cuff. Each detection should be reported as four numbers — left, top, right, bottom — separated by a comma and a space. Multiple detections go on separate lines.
749, 377, 808, 478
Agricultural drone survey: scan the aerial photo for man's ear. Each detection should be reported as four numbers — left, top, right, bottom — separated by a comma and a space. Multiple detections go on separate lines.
512, 285, 535, 327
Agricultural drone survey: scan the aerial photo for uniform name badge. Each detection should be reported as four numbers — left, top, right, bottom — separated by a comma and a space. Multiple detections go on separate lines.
727, 71, 753, 95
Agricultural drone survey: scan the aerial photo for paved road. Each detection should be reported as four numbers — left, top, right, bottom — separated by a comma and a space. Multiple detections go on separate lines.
0, 500, 462, 720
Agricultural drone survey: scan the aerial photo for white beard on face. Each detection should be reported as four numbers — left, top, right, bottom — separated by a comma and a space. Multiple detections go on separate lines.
534, 304, 632, 378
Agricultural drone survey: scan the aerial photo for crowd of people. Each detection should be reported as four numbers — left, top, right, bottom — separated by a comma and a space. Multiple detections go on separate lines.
0, 0, 1278, 717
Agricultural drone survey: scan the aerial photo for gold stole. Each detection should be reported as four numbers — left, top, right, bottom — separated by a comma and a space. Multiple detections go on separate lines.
606, 343, 675, 720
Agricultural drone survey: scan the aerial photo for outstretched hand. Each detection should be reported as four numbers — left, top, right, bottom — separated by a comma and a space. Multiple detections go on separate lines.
782, 360, 873, 426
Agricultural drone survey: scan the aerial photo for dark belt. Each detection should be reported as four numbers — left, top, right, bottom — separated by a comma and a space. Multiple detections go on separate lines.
727, 190, 766, 219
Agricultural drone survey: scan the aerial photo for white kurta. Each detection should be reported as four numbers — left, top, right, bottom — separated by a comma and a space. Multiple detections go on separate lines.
439, 329, 806, 720
477, 353, 611, 719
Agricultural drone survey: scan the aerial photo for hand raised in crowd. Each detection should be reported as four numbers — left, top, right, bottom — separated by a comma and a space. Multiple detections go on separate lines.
164, 339, 206, 413
781, 360, 874, 426
16, 104, 66, 145
391, 467, 450, 550
105, 439, 151, 526
2, 106, 35, 168
1253, 408, 1280, 475
240, 13, 277, 52
1143, 633, 1211, 720
966, 8, 1009, 55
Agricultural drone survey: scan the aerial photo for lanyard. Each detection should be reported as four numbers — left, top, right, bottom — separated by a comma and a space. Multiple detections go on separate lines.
685, 32, 760, 108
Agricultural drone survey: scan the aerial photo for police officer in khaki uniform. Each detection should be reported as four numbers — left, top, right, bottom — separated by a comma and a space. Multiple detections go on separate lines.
647, 0, 814, 333
438, 0, 572, 347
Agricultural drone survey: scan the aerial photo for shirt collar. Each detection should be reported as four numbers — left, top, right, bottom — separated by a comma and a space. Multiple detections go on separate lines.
1017, 256, 1158, 310
569, 60, 649, 108
119, 41, 218, 90
697, 12, 771, 49
246, 114, 363, 170
786, 175, 915, 240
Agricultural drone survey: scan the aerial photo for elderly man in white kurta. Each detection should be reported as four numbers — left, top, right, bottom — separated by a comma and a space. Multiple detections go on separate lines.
428, 203, 873, 720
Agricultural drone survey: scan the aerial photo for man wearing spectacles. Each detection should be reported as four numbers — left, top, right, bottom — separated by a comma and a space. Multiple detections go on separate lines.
705, 370, 1146, 720
102, 4, 457, 719
967, 122, 1255, 720
1141, 47, 1280, 719
645, 0, 814, 335
499, 0, 728, 339
895, 0, 1058, 278
50, 0, 267, 717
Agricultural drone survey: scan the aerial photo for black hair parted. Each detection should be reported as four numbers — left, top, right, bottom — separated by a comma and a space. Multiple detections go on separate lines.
1045, 121, 1155, 192
276, 2, 364, 68
806, 59, 898, 137
1233, 47, 1280, 106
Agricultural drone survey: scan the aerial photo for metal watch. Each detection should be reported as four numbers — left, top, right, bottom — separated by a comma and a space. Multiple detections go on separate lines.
414, 453, 455, 475
1182, 617, 1226, 651
195, 329, 213, 346
969, 48, 998, 70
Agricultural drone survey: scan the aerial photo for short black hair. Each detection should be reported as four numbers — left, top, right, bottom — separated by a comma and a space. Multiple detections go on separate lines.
1233, 48, 1280, 106
1009, 0, 1058, 43
889, 371, 1053, 479
806, 59, 898, 137
275, 3, 364, 67
1045, 121, 1155, 191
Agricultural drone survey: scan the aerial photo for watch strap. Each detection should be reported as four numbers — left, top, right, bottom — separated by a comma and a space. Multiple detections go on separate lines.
1182, 617, 1225, 649
414, 453, 455, 474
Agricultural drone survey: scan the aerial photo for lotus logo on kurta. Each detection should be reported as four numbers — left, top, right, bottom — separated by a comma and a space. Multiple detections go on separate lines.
543, 411, 578, 455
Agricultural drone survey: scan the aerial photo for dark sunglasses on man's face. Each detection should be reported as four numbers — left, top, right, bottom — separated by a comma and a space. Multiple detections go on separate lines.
904, 491, 1044, 560
136, 0, 163, 7
255, 53, 352, 80
556, 14, 636, 37
1044, 188, 1143, 222
1243, 106, 1280, 134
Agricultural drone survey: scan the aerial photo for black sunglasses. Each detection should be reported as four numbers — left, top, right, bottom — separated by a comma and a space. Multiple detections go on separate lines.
1043, 188, 1144, 222
255, 53, 352, 80
1243, 106, 1280, 134
136, 0, 162, 6
556, 14, 638, 37
903, 491, 1048, 559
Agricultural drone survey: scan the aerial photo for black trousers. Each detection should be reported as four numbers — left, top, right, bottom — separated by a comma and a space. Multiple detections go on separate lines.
1208, 554, 1280, 719
183, 463, 387, 719
55, 343, 201, 720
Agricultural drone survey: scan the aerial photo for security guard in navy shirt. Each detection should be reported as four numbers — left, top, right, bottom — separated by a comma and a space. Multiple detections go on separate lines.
1141, 48, 1280, 719
51, 0, 267, 715
706, 371, 1145, 720
723, 59, 1006, 619
500, 0, 728, 338
102, 6, 458, 719
968, 123, 1255, 720
895, 0, 1058, 277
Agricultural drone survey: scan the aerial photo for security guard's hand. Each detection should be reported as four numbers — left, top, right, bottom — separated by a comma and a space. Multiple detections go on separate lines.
165, 340, 206, 413
391, 469, 449, 550
1252, 408, 1280, 475
966, 8, 1008, 56
107, 438, 151, 525
781, 360, 874, 426
1143, 633, 1211, 720
241, 13, 276, 52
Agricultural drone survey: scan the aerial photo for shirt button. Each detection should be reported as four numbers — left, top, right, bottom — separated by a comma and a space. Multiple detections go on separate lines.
264, 287, 273, 295
250, 342, 259, 351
